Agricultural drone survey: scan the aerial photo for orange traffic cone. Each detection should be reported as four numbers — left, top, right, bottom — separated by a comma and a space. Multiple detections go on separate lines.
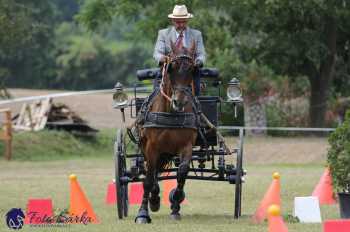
267, 205, 288, 232
252, 172, 281, 223
69, 174, 99, 224
162, 179, 188, 206
105, 180, 116, 205
312, 167, 336, 205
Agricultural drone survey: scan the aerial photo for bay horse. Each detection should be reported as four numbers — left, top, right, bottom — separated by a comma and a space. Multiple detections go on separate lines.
135, 42, 198, 223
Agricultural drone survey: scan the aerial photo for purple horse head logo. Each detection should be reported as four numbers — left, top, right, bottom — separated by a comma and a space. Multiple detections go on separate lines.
6, 208, 25, 230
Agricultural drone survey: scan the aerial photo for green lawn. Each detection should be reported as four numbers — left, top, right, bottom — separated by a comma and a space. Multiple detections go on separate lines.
0, 129, 115, 161
0, 158, 338, 232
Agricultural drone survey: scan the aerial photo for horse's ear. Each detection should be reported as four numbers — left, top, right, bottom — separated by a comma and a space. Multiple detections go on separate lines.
170, 41, 177, 55
189, 40, 196, 58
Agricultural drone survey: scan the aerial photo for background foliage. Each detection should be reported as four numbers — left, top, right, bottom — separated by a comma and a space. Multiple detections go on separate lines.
0, 0, 151, 90
1, 0, 350, 127
76, 0, 350, 127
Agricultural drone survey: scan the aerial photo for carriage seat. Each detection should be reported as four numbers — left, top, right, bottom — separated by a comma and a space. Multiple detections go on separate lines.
136, 68, 162, 81
136, 68, 219, 81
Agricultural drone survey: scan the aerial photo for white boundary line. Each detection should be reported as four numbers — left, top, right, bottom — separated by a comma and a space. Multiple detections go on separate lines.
0, 87, 152, 105
218, 126, 335, 132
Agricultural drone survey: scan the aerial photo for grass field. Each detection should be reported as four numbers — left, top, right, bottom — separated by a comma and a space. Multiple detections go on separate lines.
0, 130, 338, 231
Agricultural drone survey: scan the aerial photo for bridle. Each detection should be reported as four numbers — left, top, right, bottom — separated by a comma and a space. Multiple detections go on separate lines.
160, 54, 194, 103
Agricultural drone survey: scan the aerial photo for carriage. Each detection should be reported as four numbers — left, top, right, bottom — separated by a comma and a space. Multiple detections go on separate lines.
112, 66, 246, 222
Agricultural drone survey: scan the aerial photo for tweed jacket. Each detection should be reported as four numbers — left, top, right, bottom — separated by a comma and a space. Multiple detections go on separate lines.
153, 26, 206, 65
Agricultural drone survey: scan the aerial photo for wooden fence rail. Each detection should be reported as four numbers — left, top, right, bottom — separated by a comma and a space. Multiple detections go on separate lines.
0, 108, 12, 160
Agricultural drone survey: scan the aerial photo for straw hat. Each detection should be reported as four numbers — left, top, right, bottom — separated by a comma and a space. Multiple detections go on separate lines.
168, 5, 193, 19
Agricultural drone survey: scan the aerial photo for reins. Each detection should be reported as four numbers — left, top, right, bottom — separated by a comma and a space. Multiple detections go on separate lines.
160, 59, 172, 102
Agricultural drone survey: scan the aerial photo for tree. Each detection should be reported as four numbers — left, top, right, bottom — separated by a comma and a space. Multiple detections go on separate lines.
0, 0, 33, 87
0, 0, 57, 88
238, 0, 350, 127
51, 0, 80, 22
53, 23, 150, 90
77, 0, 350, 127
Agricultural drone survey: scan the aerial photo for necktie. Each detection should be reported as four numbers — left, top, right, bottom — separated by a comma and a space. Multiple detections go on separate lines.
176, 31, 184, 49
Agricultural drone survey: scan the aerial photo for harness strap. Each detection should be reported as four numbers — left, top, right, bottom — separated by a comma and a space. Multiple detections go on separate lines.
191, 80, 195, 96
160, 60, 172, 102
143, 112, 197, 129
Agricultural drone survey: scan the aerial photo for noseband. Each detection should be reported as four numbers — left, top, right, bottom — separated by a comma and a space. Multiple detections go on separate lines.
160, 54, 194, 103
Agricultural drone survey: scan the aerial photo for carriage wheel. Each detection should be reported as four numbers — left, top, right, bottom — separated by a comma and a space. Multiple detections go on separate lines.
234, 128, 244, 218
114, 129, 129, 219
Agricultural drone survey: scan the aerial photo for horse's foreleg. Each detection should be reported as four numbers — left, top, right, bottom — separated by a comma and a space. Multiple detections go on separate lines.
135, 169, 155, 224
149, 179, 160, 212
169, 146, 192, 220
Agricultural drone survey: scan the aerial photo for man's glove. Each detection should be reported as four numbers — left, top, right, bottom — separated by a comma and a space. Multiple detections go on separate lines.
195, 59, 203, 68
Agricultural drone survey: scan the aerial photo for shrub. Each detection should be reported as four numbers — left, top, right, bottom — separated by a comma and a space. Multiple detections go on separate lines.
327, 109, 350, 192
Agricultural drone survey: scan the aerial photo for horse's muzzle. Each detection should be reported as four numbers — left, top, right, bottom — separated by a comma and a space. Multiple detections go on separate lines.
171, 99, 186, 112
171, 86, 191, 112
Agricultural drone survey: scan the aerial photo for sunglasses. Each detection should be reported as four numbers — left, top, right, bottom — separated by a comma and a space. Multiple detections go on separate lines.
173, 20, 188, 24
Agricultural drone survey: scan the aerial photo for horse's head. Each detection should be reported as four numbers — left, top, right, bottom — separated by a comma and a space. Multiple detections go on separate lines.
165, 41, 196, 112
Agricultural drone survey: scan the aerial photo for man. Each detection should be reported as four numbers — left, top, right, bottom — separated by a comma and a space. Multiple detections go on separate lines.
153, 4, 206, 95
127, 5, 206, 143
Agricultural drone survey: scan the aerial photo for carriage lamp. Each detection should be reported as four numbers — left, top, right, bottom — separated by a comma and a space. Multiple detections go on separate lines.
227, 78, 242, 102
113, 82, 128, 122
113, 82, 128, 108
227, 78, 243, 118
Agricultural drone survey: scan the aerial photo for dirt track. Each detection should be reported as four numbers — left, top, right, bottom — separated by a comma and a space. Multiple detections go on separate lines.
2, 88, 330, 164
4, 88, 134, 129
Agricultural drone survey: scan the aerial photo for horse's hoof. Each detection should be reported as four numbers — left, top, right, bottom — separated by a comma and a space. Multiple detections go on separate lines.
149, 196, 160, 212
169, 188, 185, 204
135, 209, 152, 224
135, 217, 151, 224
170, 213, 181, 221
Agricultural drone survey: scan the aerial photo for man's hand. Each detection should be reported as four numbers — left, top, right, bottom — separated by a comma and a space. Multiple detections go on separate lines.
159, 56, 167, 66
195, 59, 203, 68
